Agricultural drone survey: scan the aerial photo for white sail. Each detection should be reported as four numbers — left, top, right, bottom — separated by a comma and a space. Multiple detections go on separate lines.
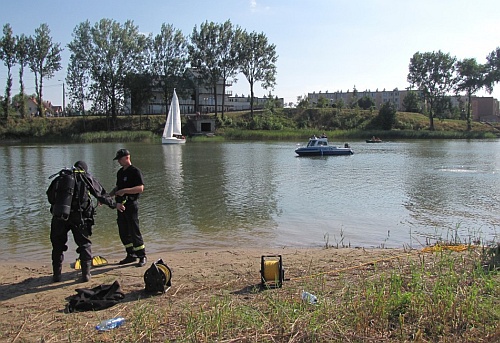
162, 89, 186, 144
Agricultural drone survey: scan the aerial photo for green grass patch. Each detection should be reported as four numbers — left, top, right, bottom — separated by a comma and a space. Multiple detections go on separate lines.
1, 110, 499, 143
81, 248, 499, 342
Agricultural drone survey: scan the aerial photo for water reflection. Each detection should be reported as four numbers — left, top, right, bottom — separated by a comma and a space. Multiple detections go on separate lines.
162, 144, 184, 197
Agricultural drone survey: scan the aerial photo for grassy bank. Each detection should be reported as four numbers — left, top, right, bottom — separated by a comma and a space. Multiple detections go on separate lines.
168, 249, 498, 342
218, 128, 498, 141
51, 246, 499, 342
1, 109, 500, 143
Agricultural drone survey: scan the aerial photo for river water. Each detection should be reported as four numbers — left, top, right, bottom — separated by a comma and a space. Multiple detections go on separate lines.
1, 139, 499, 262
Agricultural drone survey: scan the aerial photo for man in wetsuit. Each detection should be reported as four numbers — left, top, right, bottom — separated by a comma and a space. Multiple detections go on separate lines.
110, 149, 147, 267
48, 161, 115, 282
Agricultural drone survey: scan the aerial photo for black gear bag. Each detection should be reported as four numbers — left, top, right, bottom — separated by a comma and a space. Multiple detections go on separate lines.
66, 280, 125, 313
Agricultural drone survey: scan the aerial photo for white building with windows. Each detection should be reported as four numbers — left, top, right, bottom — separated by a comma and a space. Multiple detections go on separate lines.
228, 94, 284, 111
308, 88, 410, 110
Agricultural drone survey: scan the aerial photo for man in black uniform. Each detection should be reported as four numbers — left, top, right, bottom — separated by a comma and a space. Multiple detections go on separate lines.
48, 161, 115, 282
110, 149, 147, 267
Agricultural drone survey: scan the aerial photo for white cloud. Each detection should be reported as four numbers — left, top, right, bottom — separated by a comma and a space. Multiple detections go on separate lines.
249, 0, 272, 14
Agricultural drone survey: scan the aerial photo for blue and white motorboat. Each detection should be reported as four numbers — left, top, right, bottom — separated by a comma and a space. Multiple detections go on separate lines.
295, 137, 353, 156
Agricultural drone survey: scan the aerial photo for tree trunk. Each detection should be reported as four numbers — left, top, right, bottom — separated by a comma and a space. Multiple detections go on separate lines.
213, 84, 218, 116
466, 91, 472, 131
427, 97, 434, 131
111, 84, 117, 129
221, 82, 226, 120
250, 81, 254, 118
19, 67, 26, 118
3, 66, 12, 118
38, 77, 44, 117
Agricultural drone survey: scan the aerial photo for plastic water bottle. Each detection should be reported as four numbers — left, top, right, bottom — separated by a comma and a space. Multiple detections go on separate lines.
301, 291, 318, 304
95, 317, 125, 331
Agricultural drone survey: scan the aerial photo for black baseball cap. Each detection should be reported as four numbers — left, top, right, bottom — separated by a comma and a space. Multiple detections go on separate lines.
113, 149, 130, 160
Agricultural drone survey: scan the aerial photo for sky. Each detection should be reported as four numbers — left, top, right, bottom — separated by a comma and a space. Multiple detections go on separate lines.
1, 0, 500, 108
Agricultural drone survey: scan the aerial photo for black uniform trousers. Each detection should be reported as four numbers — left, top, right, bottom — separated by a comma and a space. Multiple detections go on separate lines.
50, 216, 92, 267
117, 200, 145, 257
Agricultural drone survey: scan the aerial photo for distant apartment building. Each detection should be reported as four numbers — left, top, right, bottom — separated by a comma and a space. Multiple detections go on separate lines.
308, 88, 414, 111
308, 89, 500, 122
124, 68, 232, 115
471, 97, 500, 122
125, 68, 284, 115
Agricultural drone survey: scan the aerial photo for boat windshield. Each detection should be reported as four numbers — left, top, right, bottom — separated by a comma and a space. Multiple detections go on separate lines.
307, 140, 317, 147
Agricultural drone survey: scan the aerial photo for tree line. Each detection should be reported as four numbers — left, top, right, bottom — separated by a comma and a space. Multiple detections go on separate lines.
0, 19, 278, 124
408, 50, 500, 131
0, 23, 61, 119
301, 50, 500, 132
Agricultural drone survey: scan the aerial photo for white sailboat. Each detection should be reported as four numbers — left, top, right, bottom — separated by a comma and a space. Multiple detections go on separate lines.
162, 89, 186, 144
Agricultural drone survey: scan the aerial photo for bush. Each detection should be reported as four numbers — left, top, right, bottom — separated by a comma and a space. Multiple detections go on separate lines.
371, 102, 397, 130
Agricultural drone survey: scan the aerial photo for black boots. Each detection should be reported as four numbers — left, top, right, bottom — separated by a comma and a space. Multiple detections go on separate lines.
119, 254, 137, 265
119, 254, 146, 267
52, 260, 91, 282
81, 260, 92, 282
52, 264, 62, 282
137, 256, 147, 267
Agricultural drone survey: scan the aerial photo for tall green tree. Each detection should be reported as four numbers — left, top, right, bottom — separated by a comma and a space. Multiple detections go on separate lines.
402, 90, 422, 113
189, 21, 223, 116
92, 19, 148, 122
375, 101, 397, 130
85, 19, 149, 124
27, 23, 62, 117
15, 33, 29, 118
237, 30, 278, 117
407, 50, 456, 130
216, 20, 242, 119
454, 58, 487, 131
485, 47, 500, 93
0, 24, 17, 118
124, 72, 153, 116
151, 23, 188, 113
67, 21, 92, 116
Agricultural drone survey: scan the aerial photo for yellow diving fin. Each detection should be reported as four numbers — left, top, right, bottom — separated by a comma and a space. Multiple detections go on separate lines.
73, 256, 109, 270
91, 255, 108, 267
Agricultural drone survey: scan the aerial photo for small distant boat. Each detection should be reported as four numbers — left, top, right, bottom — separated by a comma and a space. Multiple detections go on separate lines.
295, 137, 353, 156
162, 89, 186, 144
366, 137, 383, 143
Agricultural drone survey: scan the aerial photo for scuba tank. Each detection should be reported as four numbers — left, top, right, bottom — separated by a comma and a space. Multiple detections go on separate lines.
51, 169, 76, 221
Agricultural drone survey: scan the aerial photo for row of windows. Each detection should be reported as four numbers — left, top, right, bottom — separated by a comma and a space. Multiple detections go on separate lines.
311, 92, 401, 99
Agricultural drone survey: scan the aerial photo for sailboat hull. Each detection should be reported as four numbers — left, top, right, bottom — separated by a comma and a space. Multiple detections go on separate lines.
162, 137, 186, 144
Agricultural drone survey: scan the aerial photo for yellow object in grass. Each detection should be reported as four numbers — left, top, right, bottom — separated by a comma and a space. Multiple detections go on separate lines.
421, 244, 473, 253
263, 260, 280, 282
